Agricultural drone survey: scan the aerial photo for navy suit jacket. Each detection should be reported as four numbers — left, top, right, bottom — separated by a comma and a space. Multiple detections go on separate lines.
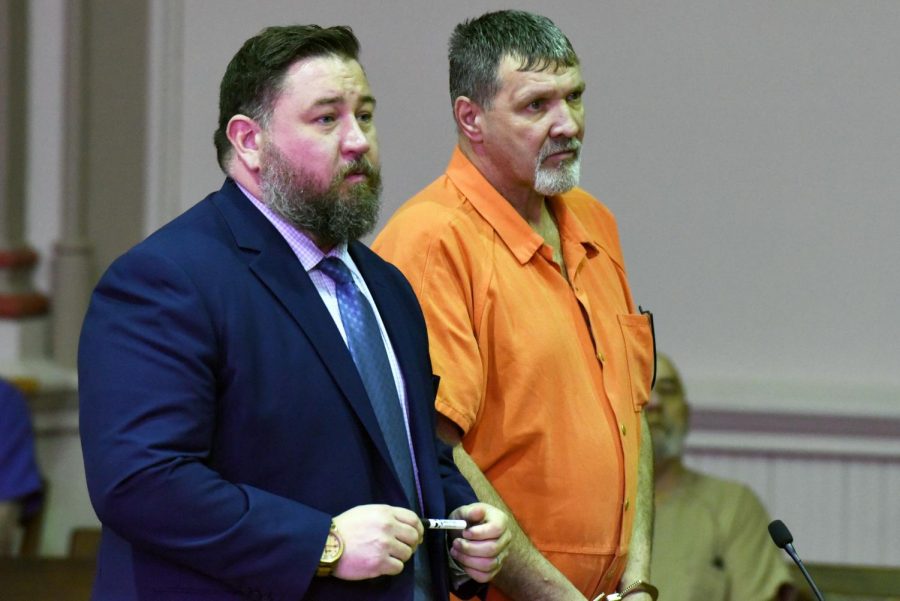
78, 179, 478, 601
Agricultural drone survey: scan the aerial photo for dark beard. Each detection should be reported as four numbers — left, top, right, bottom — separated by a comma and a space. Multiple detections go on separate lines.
259, 143, 382, 248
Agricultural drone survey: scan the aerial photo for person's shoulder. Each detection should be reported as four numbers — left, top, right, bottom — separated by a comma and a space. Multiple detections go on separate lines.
99, 187, 238, 290
386, 177, 478, 232
351, 241, 398, 274
558, 187, 628, 268
561, 187, 619, 227
0, 379, 25, 405
685, 469, 767, 512
375, 174, 488, 259
687, 468, 747, 491
130, 181, 251, 256
0, 379, 31, 431
146, 188, 231, 247
352, 242, 423, 313
354, 239, 418, 279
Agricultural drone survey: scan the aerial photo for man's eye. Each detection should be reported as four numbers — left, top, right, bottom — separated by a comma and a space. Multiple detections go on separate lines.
358, 112, 373, 123
568, 91, 583, 102
528, 99, 544, 111
317, 115, 336, 125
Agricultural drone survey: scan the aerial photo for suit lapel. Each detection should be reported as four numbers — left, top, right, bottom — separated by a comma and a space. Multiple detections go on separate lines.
350, 243, 427, 427
211, 182, 399, 482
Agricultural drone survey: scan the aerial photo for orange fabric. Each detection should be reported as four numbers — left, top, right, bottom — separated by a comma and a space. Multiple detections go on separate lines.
373, 147, 654, 600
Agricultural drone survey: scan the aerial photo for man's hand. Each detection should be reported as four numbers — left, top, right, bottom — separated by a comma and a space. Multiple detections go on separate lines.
448, 502, 511, 582
332, 504, 424, 580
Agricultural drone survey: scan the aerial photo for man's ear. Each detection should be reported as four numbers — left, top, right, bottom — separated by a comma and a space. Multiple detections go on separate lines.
226, 114, 263, 172
453, 96, 483, 144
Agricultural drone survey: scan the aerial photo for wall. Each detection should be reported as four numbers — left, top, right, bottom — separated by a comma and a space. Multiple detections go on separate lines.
82, 0, 148, 284
160, 0, 900, 396
144, 0, 900, 564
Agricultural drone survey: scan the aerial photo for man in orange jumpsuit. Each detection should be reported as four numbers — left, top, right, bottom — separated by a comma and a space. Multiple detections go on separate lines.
374, 10, 656, 601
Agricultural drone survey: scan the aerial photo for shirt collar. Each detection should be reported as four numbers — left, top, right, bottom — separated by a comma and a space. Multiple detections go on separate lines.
547, 195, 600, 258
445, 146, 598, 263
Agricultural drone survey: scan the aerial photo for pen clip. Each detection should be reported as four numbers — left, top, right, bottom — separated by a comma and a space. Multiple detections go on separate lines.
638, 305, 656, 390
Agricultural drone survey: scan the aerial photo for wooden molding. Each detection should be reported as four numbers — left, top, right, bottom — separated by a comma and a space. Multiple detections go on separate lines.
686, 405, 900, 461
0, 248, 39, 269
0, 292, 50, 317
691, 407, 900, 440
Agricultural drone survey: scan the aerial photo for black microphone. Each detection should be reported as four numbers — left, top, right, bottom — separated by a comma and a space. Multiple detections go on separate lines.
768, 519, 825, 601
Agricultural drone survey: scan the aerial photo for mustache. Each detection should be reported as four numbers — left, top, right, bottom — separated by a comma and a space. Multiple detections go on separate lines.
538, 138, 582, 162
337, 158, 379, 181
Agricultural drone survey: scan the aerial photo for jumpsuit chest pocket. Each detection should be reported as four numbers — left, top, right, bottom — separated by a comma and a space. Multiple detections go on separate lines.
616, 313, 655, 412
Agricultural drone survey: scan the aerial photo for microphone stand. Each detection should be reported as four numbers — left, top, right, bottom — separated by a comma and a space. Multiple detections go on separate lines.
769, 519, 825, 601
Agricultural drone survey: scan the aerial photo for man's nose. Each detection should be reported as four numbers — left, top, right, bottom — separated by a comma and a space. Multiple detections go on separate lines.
342, 118, 371, 157
550, 102, 582, 139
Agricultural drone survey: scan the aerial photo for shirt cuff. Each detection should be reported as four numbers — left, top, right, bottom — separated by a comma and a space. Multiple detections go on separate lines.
447, 539, 472, 588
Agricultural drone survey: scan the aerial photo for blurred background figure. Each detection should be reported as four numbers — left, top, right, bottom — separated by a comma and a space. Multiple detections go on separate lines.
647, 353, 796, 601
0, 378, 43, 555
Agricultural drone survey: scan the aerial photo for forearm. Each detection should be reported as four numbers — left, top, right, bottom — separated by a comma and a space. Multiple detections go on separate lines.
619, 413, 654, 591
452, 445, 587, 601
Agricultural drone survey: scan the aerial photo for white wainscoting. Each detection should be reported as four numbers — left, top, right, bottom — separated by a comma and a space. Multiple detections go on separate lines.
683, 384, 900, 567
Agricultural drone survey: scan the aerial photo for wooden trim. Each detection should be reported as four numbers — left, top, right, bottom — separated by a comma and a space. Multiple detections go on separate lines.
691, 408, 900, 440
0, 292, 50, 317
687, 444, 900, 464
0, 556, 96, 600
0, 248, 38, 269
791, 563, 900, 598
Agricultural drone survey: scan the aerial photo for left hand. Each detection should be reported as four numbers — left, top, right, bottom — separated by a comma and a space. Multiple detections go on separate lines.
447, 502, 511, 582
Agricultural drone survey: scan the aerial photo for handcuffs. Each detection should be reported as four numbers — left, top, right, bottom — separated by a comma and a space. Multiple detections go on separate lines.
593, 580, 659, 601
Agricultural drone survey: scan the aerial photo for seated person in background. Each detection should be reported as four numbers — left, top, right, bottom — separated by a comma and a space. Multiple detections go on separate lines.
647, 353, 796, 601
0, 378, 43, 555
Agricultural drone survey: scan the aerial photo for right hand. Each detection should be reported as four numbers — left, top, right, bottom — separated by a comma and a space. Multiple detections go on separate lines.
332, 504, 424, 580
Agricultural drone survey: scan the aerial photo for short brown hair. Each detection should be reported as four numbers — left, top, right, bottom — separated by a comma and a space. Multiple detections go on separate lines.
213, 25, 360, 171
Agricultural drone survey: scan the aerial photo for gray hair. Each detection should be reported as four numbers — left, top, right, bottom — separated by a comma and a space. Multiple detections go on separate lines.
448, 10, 579, 109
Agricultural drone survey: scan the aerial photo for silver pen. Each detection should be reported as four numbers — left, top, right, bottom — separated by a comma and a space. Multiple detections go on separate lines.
422, 518, 467, 530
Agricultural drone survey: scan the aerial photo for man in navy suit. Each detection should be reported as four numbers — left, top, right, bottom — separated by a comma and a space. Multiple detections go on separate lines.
78, 24, 508, 601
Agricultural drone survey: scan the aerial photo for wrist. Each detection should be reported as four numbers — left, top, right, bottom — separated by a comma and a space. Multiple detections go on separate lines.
316, 521, 344, 577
